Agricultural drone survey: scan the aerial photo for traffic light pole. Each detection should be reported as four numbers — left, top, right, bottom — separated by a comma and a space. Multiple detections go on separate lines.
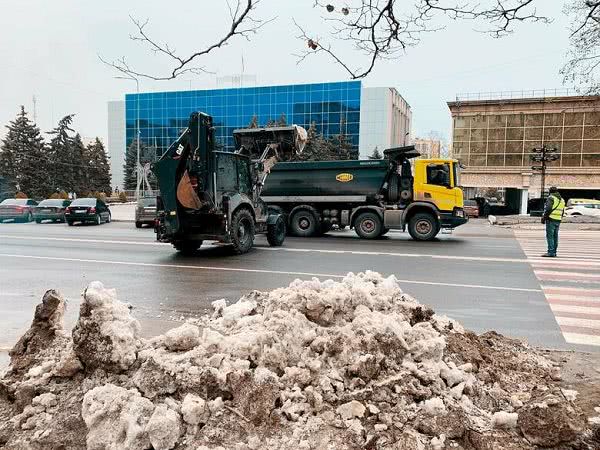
530, 145, 559, 211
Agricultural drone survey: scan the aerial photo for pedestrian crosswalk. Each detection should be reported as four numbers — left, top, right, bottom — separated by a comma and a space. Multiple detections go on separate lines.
515, 229, 600, 347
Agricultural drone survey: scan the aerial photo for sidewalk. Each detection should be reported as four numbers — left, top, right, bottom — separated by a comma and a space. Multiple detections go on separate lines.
108, 203, 136, 222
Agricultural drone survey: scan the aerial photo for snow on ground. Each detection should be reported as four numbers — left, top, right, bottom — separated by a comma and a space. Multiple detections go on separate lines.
1, 272, 599, 449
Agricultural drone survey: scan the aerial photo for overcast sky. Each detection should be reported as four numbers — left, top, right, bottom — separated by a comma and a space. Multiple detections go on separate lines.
0, 0, 572, 144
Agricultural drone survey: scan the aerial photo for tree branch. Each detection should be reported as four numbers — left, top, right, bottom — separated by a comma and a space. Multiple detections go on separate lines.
100, 0, 274, 81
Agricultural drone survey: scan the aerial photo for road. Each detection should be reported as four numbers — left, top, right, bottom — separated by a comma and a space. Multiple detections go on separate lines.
1, 219, 598, 363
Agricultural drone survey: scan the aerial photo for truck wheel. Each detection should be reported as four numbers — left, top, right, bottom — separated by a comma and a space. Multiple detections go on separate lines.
231, 208, 255, 254
135, 221, 142, 228
354, 212, 383, 239
290, 209, 318, 237
267, 216, 286, 247
173, 240, 203, 255
408, 213, 439, 241
388, 174, 400, 202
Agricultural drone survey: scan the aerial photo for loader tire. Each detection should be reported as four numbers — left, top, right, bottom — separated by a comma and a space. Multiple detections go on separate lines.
267, 216, 286, 247
230, 208, 255, 254
408, 213, 439, 241
173, 240, 203, 255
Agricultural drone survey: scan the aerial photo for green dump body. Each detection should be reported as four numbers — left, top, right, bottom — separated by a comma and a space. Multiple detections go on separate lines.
261, 159, 391, 198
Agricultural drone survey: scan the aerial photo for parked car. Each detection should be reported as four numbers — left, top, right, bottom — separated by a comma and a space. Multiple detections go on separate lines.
65, 198, 111, 226
135, 196, 157, 228
33, 199, 71, 223
567, 198, 600, 207
463, 199, 480, 218
565, 203, 600, 217
0, 198, 38, 223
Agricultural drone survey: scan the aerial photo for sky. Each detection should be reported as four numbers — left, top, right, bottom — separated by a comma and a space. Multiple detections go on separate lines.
0, 0, 573, 145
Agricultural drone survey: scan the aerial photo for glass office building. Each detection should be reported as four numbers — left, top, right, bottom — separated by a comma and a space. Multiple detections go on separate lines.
125, 81, 362, 156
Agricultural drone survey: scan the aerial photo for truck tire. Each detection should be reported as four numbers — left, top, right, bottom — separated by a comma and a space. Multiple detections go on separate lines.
173, 240, 203, 255
354, 212, 383, 239
135, 221, 143, 228
230, 208, 255, 254
290, 209, 318, 237
267, 216, 286, 247
408, 213, 439, 241
379, 227, 390, 237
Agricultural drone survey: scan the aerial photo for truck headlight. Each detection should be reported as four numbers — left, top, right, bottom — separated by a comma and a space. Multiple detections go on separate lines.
455, 209, 464, 218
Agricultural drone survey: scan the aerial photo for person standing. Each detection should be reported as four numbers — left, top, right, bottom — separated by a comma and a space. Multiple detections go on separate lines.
541, 186, 565, 257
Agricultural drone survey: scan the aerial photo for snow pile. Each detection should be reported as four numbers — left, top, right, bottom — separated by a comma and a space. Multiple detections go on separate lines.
0, 272, 598, 449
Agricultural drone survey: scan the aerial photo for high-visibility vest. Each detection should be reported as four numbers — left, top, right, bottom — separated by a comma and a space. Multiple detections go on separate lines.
549, 195, 565, 221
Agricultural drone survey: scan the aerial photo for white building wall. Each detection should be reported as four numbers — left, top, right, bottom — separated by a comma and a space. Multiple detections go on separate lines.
107, 101, 125, 190
359, 87, 412, 159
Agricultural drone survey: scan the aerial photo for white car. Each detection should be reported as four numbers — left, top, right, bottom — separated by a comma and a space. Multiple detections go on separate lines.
565, 203, 600, 217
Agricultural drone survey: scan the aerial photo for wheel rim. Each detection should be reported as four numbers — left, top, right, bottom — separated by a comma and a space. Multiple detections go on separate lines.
298, 216, 311, 230
238, 217, 252, 246
415, 219, 432, 235
97, 216, 101, 225
361, 219, 376, 234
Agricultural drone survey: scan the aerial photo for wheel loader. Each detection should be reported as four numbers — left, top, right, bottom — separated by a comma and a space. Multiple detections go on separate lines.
152, 112, 306, 254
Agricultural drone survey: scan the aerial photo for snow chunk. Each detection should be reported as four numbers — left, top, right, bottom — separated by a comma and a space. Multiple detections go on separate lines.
492, 411, 518, 429
181, 394, 208, 425
145, 405, 182, 450
336, 400, 366, 420
73, 281, 141, 371
422, 398, 446, 416
164, 323, 200, 351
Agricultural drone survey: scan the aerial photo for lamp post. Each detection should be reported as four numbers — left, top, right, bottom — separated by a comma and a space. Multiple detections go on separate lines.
116, 75, 141, 200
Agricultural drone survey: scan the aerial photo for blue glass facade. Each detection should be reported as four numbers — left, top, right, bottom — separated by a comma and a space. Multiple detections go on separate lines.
125, 81, 361, 156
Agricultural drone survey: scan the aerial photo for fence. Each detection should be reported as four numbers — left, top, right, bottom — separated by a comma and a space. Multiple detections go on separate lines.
455, 89, 579, 102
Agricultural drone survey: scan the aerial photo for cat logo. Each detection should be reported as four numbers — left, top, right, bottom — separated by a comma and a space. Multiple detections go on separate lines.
336, 173, 354, 183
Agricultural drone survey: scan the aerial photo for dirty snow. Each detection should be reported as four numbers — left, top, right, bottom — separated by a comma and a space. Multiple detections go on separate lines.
0, 272, 597, 449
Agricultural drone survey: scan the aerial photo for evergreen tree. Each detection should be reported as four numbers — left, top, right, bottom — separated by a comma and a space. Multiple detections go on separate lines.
265, 119, 276, 128
276, 113, 287, 127
326, 118, 357, 160
296, 122, 330, 161
71, 134, 88, 195
0, 106, 49, 197
86, 138, 112, 195
47, 114, 76, 194
368, 146, 383, 160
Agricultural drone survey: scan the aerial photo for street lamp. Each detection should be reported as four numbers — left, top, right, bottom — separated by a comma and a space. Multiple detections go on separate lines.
115, 75, 141, 200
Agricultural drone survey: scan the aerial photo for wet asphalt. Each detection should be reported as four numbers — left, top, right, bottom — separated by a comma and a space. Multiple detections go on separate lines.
0, 219, 573, 355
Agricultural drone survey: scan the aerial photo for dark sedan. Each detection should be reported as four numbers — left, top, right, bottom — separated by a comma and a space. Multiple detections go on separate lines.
463, 199, 480, 218
0, 198, 38, 223
65, 198, 111, 226
33, 199, 71, 223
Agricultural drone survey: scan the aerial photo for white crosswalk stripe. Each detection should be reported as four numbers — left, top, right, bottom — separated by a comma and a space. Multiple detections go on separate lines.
515, 229, 600, 347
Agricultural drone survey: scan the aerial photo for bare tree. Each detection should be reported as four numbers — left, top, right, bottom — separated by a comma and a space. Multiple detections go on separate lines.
103, 0, 554, 81
100, 0, 273, 80
562, 1, 600, 93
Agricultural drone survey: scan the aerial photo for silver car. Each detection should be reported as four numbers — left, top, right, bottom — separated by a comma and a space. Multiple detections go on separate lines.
135, 197, 157, 228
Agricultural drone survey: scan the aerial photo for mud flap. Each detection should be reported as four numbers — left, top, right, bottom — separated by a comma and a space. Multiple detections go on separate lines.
177, 171, 202, 210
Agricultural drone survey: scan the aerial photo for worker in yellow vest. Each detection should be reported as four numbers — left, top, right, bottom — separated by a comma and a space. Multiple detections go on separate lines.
541, 186, 565, 257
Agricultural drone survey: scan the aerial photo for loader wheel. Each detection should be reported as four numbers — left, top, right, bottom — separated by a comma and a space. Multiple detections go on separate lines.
231, 208, 255, 254
173, 240, 203, 255
408, 213, 439, 241
135, 222, 142, 228
354, 212, 383, 239
267, 216, 286, 247
290, 209, 318, 237
35, 219, 42, 224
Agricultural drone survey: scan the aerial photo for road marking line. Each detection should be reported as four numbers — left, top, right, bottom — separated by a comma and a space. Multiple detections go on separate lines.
550, 304, 600, 315
562, 332, 600, 346
553, 309, 600, 321
0, 234, 537, 265
558, 323, 600, 335
535, 270, 600, 279
542, 286, 600, 295
0, 253, 543, 293
546, 293, 600, 302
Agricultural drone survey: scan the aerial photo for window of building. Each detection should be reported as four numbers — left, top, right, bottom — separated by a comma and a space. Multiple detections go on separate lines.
507, 114, 525, 127
488, 129, 505, 141
470, 128, 487, 141
487, 154, 504, 166
454, 116, 469, 128
582, 154, 600, 166
544, 113, 564, 127
564, 113, 584, 126
562, 140, 583, 153
453, 128, 470, 141
506, 128, 524, 140
469, 154, 486, 166
524, 127, 543, 140
488, 142, 506, 153
562, 154, 582, 167
543, 127, 563, 142
505, 154, 523, 166
470, 116, 488, 129
585, 112, 600, 125
506, 141, 525, 153
525, 114, 544, 127
563, 126, 583, 140
582, 140, 600, 153
470, 142, 487, 154
584, 126, 600, 140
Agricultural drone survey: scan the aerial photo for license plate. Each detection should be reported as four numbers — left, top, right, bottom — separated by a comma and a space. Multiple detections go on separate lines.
75, 210, 86, 214
43, 209, 52, 213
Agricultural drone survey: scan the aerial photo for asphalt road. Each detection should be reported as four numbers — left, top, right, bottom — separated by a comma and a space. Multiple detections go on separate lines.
0, 219, 589, 359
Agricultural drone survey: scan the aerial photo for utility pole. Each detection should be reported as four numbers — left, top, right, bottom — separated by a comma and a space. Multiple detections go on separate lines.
530, 145, 560, 205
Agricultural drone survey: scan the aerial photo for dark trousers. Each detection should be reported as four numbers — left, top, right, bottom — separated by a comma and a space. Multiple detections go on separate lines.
546, 219, 560, 256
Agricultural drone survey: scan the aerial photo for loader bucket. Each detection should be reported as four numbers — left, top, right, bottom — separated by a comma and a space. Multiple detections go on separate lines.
176, 170, 203, 210
233, 125, 307, 161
